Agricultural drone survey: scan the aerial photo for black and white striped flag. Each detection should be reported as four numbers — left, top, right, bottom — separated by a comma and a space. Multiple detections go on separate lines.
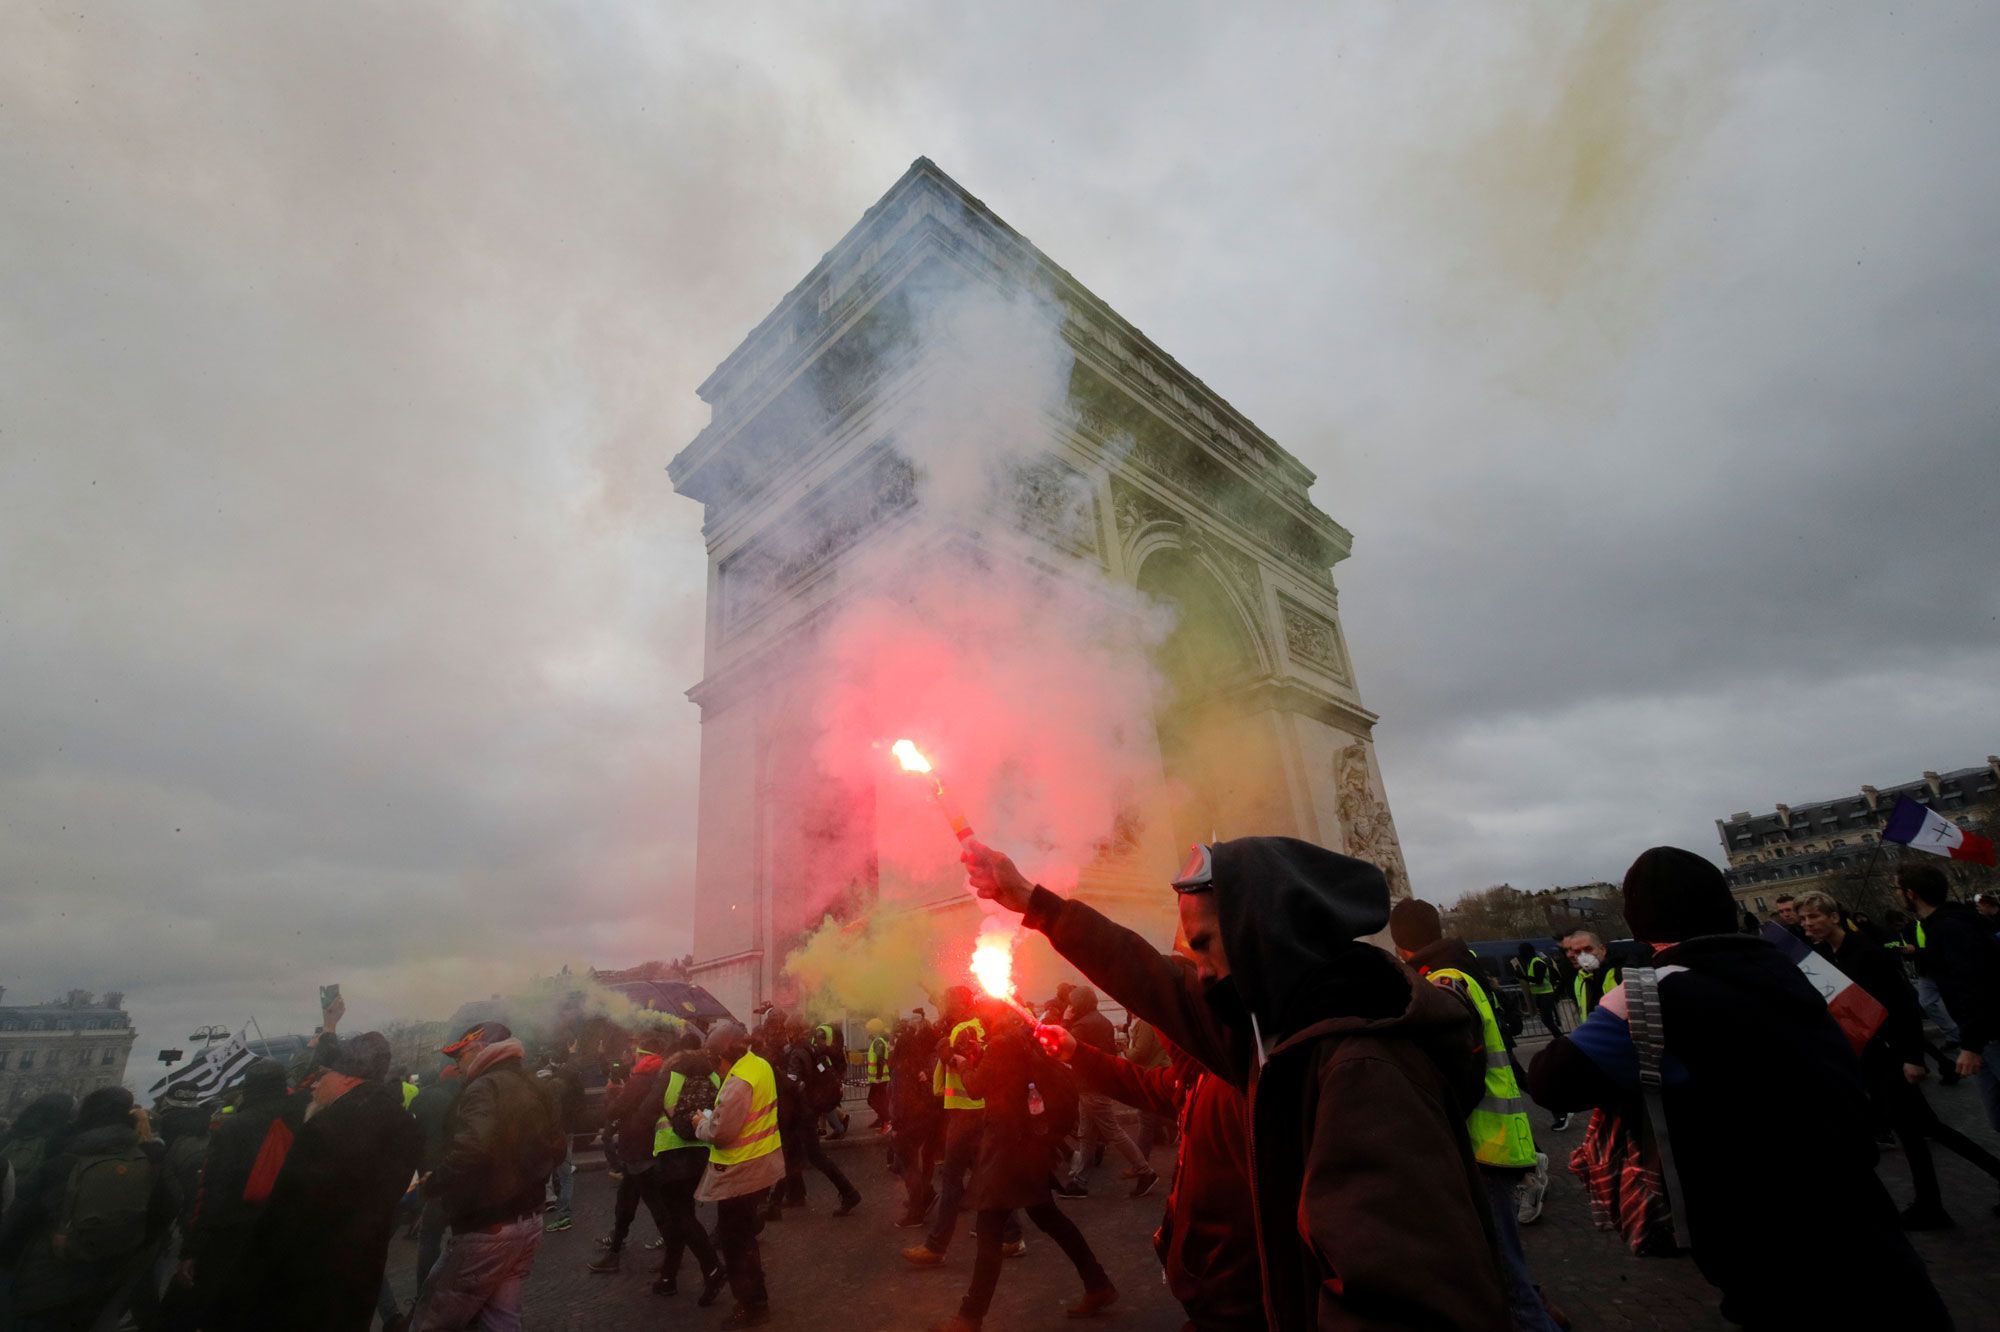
150, 1029, 256, 1099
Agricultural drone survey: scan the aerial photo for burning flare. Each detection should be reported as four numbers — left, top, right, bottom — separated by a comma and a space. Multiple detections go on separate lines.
970, 931, 1016, 1001
889, 737, 974, 843
891, 739, 933, 775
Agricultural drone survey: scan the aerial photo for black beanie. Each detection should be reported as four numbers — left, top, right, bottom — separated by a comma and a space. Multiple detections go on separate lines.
1388, 898, 1443, 952
1623, 846, 1736, 943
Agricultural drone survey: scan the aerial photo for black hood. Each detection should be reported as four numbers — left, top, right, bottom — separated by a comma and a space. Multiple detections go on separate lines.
1209, 836, 1394, 1034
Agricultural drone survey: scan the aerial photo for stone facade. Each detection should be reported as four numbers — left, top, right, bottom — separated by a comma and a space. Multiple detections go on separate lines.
0, 987, 137, 1113
668, 159, 1408, 1017
1718, 757, 2000, 916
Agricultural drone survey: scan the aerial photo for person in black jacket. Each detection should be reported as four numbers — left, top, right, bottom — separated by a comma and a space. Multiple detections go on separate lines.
586, 1051, 673, 1274
1529, 847, 1949, 1330
185, 1058, 300, 1328
1796, 890, 2000, 1228
889, 1019, 944, 1227
405, 1066, 460, 1294
227, 1032, 421, 1332
0, 1086, 170, 1332
1897, 863, 2000, 1134
932, 1007, 1115, 1332
408, 1022, 564, 1332
653, 1031, 726, 1301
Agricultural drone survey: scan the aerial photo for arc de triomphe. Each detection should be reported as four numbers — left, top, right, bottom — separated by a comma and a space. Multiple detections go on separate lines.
669, 159, 1408, 1017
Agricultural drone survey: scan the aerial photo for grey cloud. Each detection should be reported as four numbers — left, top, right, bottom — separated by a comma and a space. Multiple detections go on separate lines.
3, 2, 1997, 1066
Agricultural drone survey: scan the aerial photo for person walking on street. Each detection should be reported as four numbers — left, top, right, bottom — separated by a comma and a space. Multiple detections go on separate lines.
233, 1031, 422, 1332
1053, 988, 1156, 1199
864, 1020, 893, 1132
1896, 863, 2000, 1133
588, 1050, 675, 1274
650, 1030, 727, 1301
1518, 943, 1562, 1036
543, 1052, 587, 1234
183, 1059, 300, 1327
1795, 889, 2000, 1227
965, 835, 1509, 1331
0, 1086, 169, 1332
1528, 847, 1949, 1330
890, 1018, 945, 1229
695, 1020, 785, 1330
404, 1065, 459, 1296
930, 1005, 1116, 1332
407, 1021, 566, 1332
903, 989, 1020, 1268
1392, 899, 1563, 1332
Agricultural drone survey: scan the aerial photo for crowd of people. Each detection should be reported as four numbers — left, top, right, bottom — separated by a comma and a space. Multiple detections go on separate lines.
3, 839, 1996, 1331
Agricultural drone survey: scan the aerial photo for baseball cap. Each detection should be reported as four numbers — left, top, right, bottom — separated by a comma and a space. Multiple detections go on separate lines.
441, 1020, 511, 1056
1171, 843, 1214, 893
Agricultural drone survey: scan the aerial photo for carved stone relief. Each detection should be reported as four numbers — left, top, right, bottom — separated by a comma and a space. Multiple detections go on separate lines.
1010, 456, 1101, 562
1336, 741, 1408, 900
720, 450, 917, 631
1279, 594, 1348, 682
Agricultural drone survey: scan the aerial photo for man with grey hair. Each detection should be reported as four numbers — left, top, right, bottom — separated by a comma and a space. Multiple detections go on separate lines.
1560, 930, 1620, 1020
696, 1020, 784, 1329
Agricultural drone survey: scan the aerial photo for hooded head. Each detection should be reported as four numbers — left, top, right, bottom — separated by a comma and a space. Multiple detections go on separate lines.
943, 985, 975, 1024
1181, 836, 1394, 1034
328, 1031, 394, 1083
1388, 898, 1443, 956
76, 1085, 136, 1131
1066, 987, 1099, 1019
1623, 846, 1737, 944
1515, 941, 1536, 961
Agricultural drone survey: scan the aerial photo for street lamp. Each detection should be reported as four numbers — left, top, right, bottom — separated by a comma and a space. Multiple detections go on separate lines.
188, 1024, 230, 1047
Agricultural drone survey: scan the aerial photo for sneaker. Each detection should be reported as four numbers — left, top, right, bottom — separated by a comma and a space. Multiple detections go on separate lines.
1130, 1169, 1159, 1199
595, 1233, 617, 1249
543, 1215, 573, 1233
653, 1276, 678, 1296
587, 1251, 621, 1274
698, 1266, 728, 1308
834, 1193, 862, 1217
1066, 1285, 1118, 1318
902, 1245, 945, 1268
1053, 1181, 1088, 1200
644, 1236, 666, 1250
895, 1212, 929, 1229
1001, 1238, 1027, 1258
1549, 1112, 1571, 1132
1900, 1205, 1956, 1231
720, 1303, 772, 1330
1516, 1152, 1549, 1226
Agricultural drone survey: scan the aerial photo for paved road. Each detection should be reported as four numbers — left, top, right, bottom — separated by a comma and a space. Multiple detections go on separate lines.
385, 1080, 2000, 1331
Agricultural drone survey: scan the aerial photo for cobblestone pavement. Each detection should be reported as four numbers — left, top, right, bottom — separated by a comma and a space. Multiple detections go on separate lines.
385, 1083, 2000, 1331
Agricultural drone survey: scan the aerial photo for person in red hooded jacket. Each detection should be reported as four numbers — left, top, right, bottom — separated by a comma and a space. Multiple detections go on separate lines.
587, 1049, 674, 1274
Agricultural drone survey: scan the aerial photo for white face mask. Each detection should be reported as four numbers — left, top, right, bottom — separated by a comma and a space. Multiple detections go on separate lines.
1577, 951, 1601, 973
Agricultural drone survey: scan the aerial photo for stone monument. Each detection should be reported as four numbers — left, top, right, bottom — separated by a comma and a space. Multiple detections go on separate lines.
669, 159, 1407, 1017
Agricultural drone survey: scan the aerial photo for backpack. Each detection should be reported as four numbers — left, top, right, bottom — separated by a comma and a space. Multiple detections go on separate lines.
52, 1143, 155, 1263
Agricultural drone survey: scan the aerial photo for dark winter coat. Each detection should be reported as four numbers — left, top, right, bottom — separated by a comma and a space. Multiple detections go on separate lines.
428, 1045, 564, 1231
958, 1016, 1061, 1212
1918, 901, 2000, 1052
1025, 837, 1509, 1332
0, 1122, 171, 1320
157, 1105, 212, 1233
604, 1059, 668, 1169
1529, 934, 1947, 1330
1066, 988, 1118, 1056
1070, 1039, 1260, 1330
1820, 930, 1927, 1076
188, 1082, 301, 1317
231, 1081, 421, 1332
658, 1050, 721, 1183
890, 1025, 943, 1131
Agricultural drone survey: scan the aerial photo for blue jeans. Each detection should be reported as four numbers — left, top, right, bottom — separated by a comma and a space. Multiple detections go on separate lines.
553, 1139, 574, 1218
1916, 977, 1960, 1045
1481, 1167, 1559, 1332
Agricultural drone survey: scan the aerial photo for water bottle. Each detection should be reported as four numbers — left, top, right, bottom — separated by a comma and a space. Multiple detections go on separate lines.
1027, 1081, 1045, 1117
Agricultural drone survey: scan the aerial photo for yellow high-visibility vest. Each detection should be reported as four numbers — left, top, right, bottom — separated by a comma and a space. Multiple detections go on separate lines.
1525, 956, 1555, 996
709, 1051, 782, 1166
655, 1069, 721, 1156
1572, 967, 1620, 1018
867, 1037, 890, 1085
1429, 967, 1537, 1169
934, 1018, 986, 1110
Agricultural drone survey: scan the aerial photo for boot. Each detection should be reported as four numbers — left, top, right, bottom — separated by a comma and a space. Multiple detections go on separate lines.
698, 1265, 729, 1308
1066, 1285, 1118, 1318
834, 1192, 862, 1217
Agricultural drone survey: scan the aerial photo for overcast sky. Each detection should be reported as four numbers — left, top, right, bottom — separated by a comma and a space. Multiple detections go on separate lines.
5, 3, 1997, 1069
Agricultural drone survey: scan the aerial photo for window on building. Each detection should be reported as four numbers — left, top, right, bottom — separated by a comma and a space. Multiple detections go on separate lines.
0, 1051, 8, 1069
100, 1049, 116, 1067
1831, 839, 1845, 849
1754, 896, 1768, 911
18, 1051, 32, 1069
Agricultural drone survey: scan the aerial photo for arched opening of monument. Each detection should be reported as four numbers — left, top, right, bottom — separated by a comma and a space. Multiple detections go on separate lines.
1137, 548, 1287, 853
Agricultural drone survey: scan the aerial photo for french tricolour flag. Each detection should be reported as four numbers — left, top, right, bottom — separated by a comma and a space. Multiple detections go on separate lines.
1761, 924, 1886, 1054
1882, 796, 1997, 867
